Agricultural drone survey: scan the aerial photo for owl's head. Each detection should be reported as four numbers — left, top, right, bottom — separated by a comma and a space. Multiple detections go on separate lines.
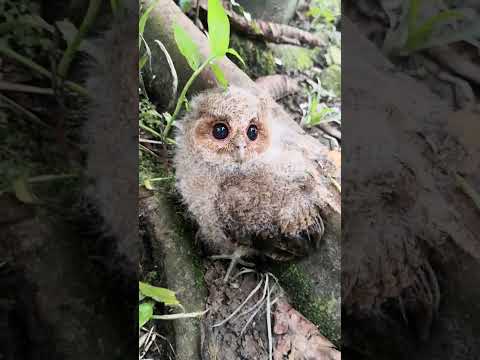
178, 86, 272, 166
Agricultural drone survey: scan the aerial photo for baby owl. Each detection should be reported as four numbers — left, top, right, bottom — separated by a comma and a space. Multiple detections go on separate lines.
174, 86, 339, 277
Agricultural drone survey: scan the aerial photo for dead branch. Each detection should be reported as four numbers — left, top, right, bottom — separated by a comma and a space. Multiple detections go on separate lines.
196, 0, 327, 48
227, 9, 327, 48
254, 74, 299, 100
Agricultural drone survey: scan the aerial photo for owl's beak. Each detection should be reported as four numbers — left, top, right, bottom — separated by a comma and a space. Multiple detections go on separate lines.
233, 137, 247, 162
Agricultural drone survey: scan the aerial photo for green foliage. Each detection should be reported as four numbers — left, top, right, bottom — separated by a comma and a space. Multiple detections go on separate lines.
174, 24, 201, 70
207, 0, 230, 57
179, 0, 193, 12
404, 8, 463, 52
229, 34, 276, 78
138, 281, 180, 328
307, 0, 340, 26
384, 0, 470, 55
139, 301, 154, 328
303, 94, 335, 127
210, 62, 228, 87
163, 0, 245, 137
140, 281, 180, 305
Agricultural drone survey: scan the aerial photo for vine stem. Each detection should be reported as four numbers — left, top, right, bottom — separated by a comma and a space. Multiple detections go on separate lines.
57, 0, 102, 79
163, 55, 217, 137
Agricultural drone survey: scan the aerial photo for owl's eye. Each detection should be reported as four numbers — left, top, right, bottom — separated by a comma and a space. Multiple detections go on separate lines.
247, 124, 258, 141
212, 123, 229, 140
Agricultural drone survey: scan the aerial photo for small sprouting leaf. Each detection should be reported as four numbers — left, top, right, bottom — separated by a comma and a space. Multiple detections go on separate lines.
174, 24, 201, 70
307, 107, 334, 126
210, 62, 228, 88
144, 178, 153, 190
227, 48, 245, 67
13, 177, 38, 204
139, 301, 154, 328
208, 0, 230, 56
139, 282, 180, 306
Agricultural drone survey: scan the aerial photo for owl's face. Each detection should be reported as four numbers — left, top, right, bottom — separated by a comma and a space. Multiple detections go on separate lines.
182, 87, 272, 166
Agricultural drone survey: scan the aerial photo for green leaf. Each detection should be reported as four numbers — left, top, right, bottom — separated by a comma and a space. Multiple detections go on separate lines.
208, 0, 230, 56
308, 107, 334, 126
179, 0, 193, 12
227, 48, 245, 67
139, 282, 179, 305
139, 301, 154, 328
139, 53, 149, 70
13, 176, 38, 204
139, 0, 159, 47
406, 10, 463, 52
210, 62, 228, 88
174, 24, 201, 71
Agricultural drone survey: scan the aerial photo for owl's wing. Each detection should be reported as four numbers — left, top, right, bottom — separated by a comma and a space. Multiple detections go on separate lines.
273, 110, 341, 240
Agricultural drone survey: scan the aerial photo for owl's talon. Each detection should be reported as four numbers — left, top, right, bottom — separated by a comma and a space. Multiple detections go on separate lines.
211, 247, 255, 282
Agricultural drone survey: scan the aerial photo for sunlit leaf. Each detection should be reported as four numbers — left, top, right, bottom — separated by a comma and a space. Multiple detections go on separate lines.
139, 301, 154, 328
227, 48, 245, 67
208, 0, 230, 56
144, 178, 153, 190
174, 24, 201, 70
139, 282, 179, 306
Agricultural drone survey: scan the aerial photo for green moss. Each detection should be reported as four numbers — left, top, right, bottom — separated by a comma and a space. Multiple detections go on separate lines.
275, 263, 341, 345
170, 215, 205, 290
320, 64, 341, 97
229, 33, 276, 78
269, 44, 320, 71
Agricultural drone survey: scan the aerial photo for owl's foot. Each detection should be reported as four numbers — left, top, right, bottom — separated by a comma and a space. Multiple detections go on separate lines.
211, 246, 255, 282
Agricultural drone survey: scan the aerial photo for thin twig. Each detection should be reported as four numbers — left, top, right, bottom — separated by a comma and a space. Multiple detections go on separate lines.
139, 138, 164, 145
266, 275, 273, 360
0, 44, 88, 96
0, 93, 52, 128
213, 278, 264, 327
152, 308, 209, 320
0, 81, 54, 95
139, 143, 160, 158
